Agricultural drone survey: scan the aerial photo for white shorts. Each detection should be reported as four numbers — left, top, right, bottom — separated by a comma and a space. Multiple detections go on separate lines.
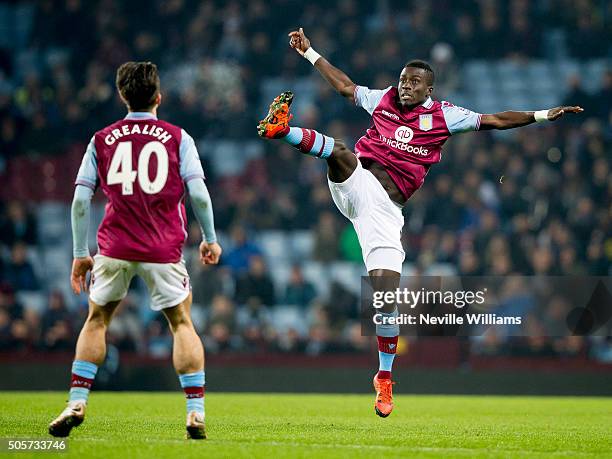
89, 254, 191, 311
328, 160, 406, 273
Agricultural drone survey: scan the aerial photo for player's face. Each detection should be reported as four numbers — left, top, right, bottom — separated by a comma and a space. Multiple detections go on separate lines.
398, 67, 432, 107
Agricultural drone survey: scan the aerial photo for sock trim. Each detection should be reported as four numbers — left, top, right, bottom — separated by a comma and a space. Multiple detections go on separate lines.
184, 386, 205, 398
71, 360, 98, 379
377, 335, 399, 354
299, 129, 315, 151
317, 136, 327, 157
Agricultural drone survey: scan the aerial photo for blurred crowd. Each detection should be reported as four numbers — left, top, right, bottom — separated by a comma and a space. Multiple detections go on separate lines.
0, 0, 610, 361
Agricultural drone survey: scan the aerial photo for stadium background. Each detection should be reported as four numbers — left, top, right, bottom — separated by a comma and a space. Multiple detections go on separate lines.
0, 0, 610, 394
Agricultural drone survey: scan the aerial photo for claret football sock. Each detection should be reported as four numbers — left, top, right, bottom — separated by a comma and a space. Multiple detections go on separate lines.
179, 371, 205, 417
375, 308, 399, 380
69, 360, 98, 403
377, 336, 398, 380
281, 127, 334, 159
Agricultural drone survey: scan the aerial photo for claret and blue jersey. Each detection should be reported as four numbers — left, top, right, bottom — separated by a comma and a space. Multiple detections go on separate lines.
75, 112, 206, 263
353, 85, 482, 200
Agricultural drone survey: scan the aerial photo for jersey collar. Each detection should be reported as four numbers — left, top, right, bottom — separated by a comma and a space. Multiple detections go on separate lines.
421, 96, 434, 109
124, 112, 158, 120
397, 95, 434, 111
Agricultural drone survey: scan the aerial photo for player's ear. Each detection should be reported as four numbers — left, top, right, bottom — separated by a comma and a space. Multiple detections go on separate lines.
156, 92, 162, 107
427, 86, 433, 96
119, 92, 129, 108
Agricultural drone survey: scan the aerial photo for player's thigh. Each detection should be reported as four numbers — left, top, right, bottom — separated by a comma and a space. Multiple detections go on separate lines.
89, 254, 136, 306
136, 260, 191, 311
327, 159, 369, 219
356, 199, 405, 273
327, 139, 358, 183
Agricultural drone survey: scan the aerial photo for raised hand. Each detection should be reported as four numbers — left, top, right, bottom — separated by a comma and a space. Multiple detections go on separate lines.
288, 27, 311, 56
546, 106, 584, 121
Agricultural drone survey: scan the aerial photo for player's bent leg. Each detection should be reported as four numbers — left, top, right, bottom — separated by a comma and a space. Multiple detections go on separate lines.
368, 262, 402, 418
258, 92, 338, 160
162, 294, 206, 440
49, 299, 120, 437
258, 92, 359, 182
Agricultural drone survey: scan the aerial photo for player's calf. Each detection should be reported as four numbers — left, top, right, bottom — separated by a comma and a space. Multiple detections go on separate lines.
163, 298, 207, 439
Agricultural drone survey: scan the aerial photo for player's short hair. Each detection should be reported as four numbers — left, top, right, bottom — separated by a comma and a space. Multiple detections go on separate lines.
116, 61, 160, 111
405, 60, 435, 85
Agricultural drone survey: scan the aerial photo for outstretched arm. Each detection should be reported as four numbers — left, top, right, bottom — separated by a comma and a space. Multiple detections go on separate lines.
480, 106, 583, 130
288, 28, 356, 102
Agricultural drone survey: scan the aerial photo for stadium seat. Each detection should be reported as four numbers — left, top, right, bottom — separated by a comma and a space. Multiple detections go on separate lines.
16, 291, 46, 314
269, 260, 292, 292
38, 203, 71, 247
329, 261, 364, 296
302, 261, 330, 298
289, 230, 315, 260
257, 231, 290, 264
270, 305, 308, 336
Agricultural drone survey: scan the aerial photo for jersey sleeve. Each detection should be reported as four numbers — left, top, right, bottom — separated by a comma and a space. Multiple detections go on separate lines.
75, 136, 98, 190
441, 102, 482, 134
354, 86, 392, 115
179, 129, 205, 183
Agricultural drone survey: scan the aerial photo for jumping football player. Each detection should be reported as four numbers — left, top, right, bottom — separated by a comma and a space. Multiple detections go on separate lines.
49, 62, 221, 439
257, 28, 583, 418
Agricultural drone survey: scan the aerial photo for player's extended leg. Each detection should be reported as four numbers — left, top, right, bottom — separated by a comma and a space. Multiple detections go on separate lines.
369, 269, 401, 418
257, 91, 358, 183
162, 293, 206, 440
49, 299, 120, 437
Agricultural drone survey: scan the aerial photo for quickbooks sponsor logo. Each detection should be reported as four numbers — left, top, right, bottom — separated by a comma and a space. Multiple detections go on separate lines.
394, 126, 414, 143
379, 134, 429, 156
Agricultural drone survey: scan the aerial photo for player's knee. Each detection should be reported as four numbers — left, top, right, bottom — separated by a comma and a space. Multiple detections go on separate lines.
86, 308, 110, 329
165, 310, 193, 334
332, 140, 350, 157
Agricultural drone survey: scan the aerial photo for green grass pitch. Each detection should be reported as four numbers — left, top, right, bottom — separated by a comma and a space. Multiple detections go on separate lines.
0, 392, 611, 458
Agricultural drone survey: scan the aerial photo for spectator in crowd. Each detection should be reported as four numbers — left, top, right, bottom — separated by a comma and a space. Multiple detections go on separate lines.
223, 225, 262, 274
205, 295, 238, 353
283, 265, 317, 308
3, 243, 39, 291
0, 201, 37, 247
312, 211, 340, 262
235, 255, 275, 307
41, 290, 73, 351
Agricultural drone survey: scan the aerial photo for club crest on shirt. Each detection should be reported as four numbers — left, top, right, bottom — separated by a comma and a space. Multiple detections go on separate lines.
419, 114, 433, 131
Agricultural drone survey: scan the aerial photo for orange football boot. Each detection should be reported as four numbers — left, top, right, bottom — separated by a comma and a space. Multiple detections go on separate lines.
257, 91, 294, 138
373, 374, 395, 418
